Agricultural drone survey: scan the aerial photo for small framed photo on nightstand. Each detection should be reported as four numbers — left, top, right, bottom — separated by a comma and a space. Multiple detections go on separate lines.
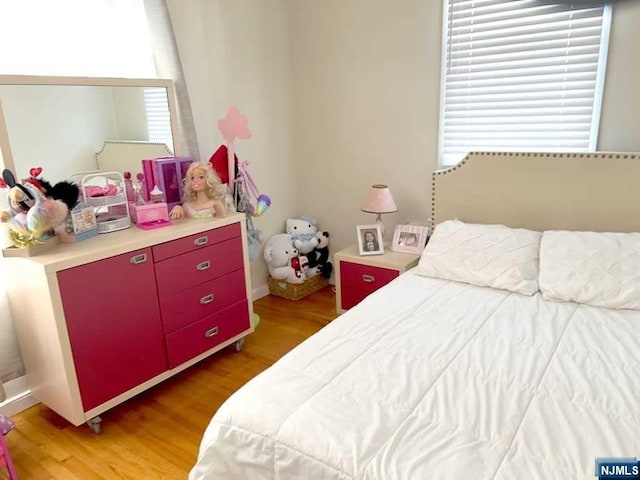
391, 224, 429, 255
357, 224, 384, 256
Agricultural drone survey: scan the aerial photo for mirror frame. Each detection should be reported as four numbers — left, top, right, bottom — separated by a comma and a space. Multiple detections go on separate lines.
0, 75, 180, 174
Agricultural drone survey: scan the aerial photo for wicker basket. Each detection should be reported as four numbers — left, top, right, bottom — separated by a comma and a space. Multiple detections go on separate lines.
268, 275, 329, 301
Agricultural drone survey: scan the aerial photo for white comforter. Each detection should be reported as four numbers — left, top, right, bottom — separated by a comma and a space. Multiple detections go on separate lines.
190, 271, 640, 479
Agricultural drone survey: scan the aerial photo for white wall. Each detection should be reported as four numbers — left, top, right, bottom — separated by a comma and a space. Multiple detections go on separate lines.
0, 282, 22, 391
598, 1, 640, 151
1, 85, 152, 181
1, 85, 116, 180
288, 0, 442, 256
167, 0, 295, 294
112, 87, 149, 141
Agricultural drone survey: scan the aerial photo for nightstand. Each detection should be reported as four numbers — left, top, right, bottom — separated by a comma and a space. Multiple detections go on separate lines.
334, 244, 420, 314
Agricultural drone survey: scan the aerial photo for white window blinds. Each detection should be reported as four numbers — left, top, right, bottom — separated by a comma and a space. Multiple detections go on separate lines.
143, 87, 174, 154
439, 0, 611, 166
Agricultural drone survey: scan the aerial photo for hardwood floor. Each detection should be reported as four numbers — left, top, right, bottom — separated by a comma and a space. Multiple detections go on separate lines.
1, 286, 337, 480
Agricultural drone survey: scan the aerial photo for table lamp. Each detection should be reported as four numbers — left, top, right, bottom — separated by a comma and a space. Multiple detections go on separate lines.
361, 184, 397, 238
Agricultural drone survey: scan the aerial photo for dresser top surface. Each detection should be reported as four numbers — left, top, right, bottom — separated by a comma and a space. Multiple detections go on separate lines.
2, 213, 245, 273
335, 244, 420, 270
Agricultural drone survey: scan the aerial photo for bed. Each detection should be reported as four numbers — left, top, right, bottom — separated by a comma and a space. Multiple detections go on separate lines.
189, 151, 640, 480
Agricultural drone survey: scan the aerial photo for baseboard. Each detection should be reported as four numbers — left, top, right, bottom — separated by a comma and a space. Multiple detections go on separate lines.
0, 376, 38, 416
252, 283, 269, 301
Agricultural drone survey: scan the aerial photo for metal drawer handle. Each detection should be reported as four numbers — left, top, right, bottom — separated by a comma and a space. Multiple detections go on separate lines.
130, 253, 147, 265
194, 236, 209, 246
205, 326, 219, 338
200, 293, 215, 305
196, 260, 211, 271
362, 274, 375, 283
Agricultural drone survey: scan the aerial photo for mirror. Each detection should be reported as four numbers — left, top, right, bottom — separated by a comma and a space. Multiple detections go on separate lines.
0, 75, 179, 182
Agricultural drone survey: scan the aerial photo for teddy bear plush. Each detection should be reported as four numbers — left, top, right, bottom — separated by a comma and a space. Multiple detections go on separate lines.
306, 231, 333, 279
285, 216, 319, 254
263, 233, 305, 284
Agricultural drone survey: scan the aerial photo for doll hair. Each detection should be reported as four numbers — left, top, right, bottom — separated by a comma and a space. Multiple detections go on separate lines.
182, 161, 225, 202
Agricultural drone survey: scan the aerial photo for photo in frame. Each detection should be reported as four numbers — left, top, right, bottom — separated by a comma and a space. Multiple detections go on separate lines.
391, 224, 429, 255
356, 224, 384, 256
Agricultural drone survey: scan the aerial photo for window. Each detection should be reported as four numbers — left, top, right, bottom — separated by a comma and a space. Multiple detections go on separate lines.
439, 0, 611, 166
144, 87, 175, 154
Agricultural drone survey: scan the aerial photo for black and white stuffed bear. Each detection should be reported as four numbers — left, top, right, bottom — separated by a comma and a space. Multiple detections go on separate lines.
306, 231, 333, 279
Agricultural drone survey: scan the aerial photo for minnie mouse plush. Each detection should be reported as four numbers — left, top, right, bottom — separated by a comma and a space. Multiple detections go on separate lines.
1, 167, 79, 247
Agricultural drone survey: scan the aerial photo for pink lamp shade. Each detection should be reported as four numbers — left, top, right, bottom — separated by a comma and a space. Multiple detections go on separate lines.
361, 184, 397, 216
361, 185, 397, 240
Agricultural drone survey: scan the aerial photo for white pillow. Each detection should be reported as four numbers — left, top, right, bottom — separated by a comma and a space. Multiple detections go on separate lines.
415, 220, 541, 295
539, 230, 640, 310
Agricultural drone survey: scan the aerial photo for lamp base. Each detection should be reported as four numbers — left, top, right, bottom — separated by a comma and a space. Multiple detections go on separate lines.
376, 216, 391, 249
375, 215, 385, 237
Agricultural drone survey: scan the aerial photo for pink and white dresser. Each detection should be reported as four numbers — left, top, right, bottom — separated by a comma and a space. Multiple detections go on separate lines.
2, 213, 253, 432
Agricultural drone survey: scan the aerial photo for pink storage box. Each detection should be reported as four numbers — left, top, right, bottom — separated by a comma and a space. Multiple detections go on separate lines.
130, 202, 171, 230
141, 157, 193, 210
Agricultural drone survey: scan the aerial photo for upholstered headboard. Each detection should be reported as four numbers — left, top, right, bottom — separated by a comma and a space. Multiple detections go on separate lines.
432, 151, 640, 233
95, 140, 172, 174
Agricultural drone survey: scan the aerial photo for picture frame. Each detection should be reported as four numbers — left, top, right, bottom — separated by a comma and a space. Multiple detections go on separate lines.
391, 224, 429, 255
356, 224, 384, 256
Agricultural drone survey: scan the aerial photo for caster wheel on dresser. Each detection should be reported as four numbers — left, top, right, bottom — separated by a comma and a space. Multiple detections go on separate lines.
235, 338, 245, 352
87, 416, 102, 434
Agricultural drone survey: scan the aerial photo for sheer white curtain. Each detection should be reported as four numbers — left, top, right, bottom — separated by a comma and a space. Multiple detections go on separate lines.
144, 0, 200, 159
0, 0, 196, 403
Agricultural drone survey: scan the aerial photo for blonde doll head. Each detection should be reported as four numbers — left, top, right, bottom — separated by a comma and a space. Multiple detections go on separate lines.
182, 161, 224, 202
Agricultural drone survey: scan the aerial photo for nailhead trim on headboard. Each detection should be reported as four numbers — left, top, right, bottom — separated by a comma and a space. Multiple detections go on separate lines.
430, 151, 640, 231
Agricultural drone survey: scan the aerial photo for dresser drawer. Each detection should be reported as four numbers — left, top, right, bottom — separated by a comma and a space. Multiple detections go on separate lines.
341, 284, 376, 311
340, 261, 398, 292
160, 268, 247, 334
152, 223, 241, 262
155, 237, 243, 295
165, 300, 250, 369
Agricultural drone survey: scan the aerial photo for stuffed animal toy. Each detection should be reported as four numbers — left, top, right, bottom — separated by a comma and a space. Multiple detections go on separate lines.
263, 233, 305, 284
289, 255, 305, 280
286, 216, 319, 254
0, 168, 79, 247
306, 231, 333, 279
